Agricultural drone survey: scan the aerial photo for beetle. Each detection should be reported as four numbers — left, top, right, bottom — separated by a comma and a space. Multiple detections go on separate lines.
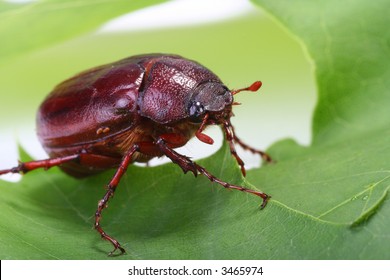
0, 54, 272, 256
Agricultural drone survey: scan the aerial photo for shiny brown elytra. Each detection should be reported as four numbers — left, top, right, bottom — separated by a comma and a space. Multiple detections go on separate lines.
0, 54, 272, 256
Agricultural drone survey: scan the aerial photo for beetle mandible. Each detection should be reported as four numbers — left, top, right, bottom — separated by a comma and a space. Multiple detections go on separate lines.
0, 54, 272, 256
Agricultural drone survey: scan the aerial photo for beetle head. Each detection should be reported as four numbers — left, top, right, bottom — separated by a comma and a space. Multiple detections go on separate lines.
188, 82, 232, 123
191, 81, 262, 145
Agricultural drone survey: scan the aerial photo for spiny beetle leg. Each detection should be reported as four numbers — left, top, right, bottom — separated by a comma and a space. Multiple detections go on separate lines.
234, 135, 273, 163
94, 144, 139, 256
156, 137, 270, 208
227, 119, 273, 163
157, 134, 198, 176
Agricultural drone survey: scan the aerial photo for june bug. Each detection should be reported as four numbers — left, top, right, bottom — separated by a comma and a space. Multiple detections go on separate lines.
0, 54, 272, 255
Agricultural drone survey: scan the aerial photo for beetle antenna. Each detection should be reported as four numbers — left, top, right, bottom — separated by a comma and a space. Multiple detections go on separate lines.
231, 81, 262, 95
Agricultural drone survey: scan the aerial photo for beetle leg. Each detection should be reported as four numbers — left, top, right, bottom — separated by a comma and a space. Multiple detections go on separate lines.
158, 133, 189, 149
155, 138, 270, 209
0, 154, 80, 175
233, 135, 273, 163
94, 144, 139, 256
154, 134, 198, 176
225, 119, 273, 164
223, 121, 247, 177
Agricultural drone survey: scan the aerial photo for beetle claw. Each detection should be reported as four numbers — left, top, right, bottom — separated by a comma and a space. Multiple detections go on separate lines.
108, 245, 126, 257
260, 195, 271, 209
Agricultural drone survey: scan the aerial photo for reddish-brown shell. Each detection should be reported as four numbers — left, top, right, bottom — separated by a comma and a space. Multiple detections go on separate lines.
36, 54, 224, 176
138, 55, 221, 123
37, 54, 221, 147
37, 55, 144, 150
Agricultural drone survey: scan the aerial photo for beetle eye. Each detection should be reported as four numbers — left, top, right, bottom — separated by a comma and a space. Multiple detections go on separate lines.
189, 101, 205, 123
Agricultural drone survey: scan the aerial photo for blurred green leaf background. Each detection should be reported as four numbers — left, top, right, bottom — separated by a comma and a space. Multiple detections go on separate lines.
1, 0, 388, 259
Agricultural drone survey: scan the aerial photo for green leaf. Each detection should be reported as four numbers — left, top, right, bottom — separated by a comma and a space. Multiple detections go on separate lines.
251, 129, 390, 225
246, 0, 390, 259
1, 144, 389, 259
252, 0, 390, 146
